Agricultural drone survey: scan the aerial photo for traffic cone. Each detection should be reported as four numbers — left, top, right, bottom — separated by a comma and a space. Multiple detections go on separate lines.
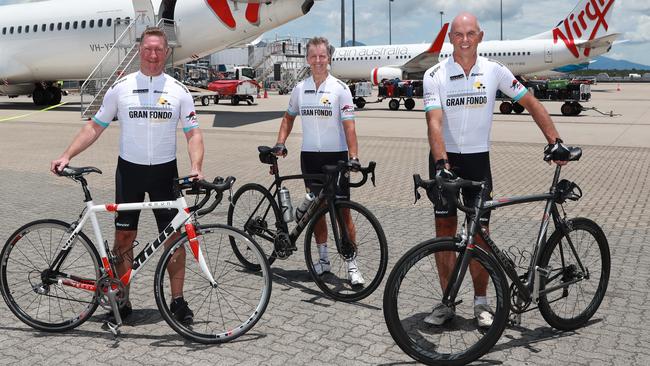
263, 88, 268, 98
616, 84, 621, 91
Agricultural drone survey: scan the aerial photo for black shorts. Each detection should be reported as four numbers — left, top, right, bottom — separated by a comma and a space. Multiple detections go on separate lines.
300, 151, 350, 199
115, 157, 179, 232
428, 151, 493, 225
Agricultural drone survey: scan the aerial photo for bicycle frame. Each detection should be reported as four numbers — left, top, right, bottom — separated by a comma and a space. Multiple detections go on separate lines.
445, 164, 585, 307
50, 195, 217, 294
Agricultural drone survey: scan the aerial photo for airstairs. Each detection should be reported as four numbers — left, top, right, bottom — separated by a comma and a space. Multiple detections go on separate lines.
80, 16, 179, 118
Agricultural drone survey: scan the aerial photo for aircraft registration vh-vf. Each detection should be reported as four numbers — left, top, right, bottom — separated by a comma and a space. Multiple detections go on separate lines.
0, 0, 315, 106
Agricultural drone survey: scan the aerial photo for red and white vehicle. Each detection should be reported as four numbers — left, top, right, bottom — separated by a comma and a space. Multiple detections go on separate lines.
207, 66, 260, 105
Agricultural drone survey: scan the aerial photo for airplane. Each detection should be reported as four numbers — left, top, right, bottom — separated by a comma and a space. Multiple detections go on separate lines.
330, 0, 618, 87
0, 0, 316, 106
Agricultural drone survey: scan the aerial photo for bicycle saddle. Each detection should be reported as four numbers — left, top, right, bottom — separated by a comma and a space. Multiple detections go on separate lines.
58, 166, 103, 177
258, 146, 277, 165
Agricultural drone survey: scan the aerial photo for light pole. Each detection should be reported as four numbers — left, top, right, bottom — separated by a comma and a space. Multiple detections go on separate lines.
439, 11, 443, 29
352, 0, 356, 46
341, 0, 345, 47
389, 0, 394, 45
500, 0, 503, 40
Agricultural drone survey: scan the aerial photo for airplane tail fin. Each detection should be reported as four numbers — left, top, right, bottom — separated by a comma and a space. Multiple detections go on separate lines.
526, 0, 615, 41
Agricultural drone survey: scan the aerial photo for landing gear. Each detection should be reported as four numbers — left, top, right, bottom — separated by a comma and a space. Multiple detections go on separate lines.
32, 83, 62, 106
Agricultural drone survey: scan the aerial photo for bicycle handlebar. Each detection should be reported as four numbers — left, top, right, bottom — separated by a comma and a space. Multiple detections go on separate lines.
413, 174, 484, 214
322, 160, 376, 188
178, 176, 236, 216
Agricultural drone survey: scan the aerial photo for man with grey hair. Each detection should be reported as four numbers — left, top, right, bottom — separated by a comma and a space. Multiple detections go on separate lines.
422, 12, 567, 328
273, 36, 365, 285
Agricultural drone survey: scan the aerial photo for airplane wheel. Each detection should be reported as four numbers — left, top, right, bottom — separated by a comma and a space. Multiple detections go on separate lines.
47, 86, 62, 105
355, 97, 366, 109
404, 98, 415, 110
571, 102, 582, 116
499, 101, 512, 114
561, 102, 573, 116
201, 96, 210, 106
32, 87, 46, 106
231, 95, 240, 105
512, 102, 524, 114
388, 99, 400, 110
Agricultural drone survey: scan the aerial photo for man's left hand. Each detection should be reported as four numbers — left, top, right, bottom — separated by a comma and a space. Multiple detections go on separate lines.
349, 157, 361, 172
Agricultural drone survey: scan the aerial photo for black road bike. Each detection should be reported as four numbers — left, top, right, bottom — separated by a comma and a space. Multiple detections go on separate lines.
227, 146, 388, 302
383, 147, 610, 365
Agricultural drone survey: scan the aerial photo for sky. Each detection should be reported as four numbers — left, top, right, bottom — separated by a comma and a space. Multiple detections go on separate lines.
1, 0, 648, 66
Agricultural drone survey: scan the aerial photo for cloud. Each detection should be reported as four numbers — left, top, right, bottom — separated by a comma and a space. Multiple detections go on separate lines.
624, 15, 650, 42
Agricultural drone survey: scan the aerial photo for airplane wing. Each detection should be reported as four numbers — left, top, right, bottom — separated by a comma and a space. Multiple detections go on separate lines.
576, 33, 620, 49
400, 22, 448, 73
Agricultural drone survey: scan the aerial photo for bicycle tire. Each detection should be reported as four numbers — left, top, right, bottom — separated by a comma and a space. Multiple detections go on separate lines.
383, 238, 509, 366
304, 200, 388, 302
538, 217, 610, 331
154, 224, 272, 344
0, 219, 101, 332
227, 183, 284, 270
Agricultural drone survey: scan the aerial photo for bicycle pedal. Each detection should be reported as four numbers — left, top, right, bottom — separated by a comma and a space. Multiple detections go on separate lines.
103, 321, 121, 337
508, 313, 522, 326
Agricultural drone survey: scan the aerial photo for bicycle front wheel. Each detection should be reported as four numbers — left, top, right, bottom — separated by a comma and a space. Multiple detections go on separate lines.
304, 200, 388, 302
228, 183, 283, 270
538, 217, 610, 331
0, 219, 101, 332
154, 224, 272, 344
383, 238, 509, 366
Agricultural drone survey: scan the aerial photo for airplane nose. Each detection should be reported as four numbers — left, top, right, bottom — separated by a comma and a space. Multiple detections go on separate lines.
302, 0, 314, 14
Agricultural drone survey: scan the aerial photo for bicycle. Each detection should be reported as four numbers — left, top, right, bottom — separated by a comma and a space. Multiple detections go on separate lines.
383, 147, 610, 365
227, 146, 388, 302
0, 166, 272, 344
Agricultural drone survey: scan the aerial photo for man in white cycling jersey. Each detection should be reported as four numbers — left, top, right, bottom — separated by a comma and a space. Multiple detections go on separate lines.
50, 27, 204, 324
422, 12, 566, 328
273, 36, 365, 286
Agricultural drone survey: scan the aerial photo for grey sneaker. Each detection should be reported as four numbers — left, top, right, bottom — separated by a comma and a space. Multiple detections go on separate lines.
474, 304, 494, 328
314, 259, 331, 275
424, 303, 455, 325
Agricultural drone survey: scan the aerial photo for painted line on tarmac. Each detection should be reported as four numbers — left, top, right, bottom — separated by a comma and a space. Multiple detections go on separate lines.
0, 101, 68, 122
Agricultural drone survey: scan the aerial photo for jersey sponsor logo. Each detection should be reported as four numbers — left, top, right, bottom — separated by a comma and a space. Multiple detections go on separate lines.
158, 97, 170, 105
341, 104, 354, 113
304, 89, 316, 94
128, 110, 173, 119
300, 107, 333, 117
154, 89, 167, 94
446, 95, 487, 107
471, 72, 484, 77
552, 0, 614, 58
320, 96, 331, 105
510, 79, 523, 91
132, 89, 148, 94
473, 82, 486, 91
185, 111, 198, 124
429, 65, 440, 78
318, 90, 331, 94
449, 74, 464, 81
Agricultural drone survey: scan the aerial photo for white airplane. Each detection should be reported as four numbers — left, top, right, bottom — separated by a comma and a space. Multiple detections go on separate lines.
330, 0, 618, 85
0, 0, 316, 105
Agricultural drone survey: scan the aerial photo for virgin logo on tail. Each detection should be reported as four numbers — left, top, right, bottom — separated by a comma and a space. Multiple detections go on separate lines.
205, 0, 261, 30
552, 0, 615, 58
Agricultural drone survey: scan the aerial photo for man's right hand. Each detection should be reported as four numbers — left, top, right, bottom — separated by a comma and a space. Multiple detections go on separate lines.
50, 157, 70, 175
435, 167, 457, 181
272, 143, 287, 157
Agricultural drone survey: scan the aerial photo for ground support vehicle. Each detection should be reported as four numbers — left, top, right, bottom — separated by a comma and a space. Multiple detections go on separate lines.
498, 79, 592, 116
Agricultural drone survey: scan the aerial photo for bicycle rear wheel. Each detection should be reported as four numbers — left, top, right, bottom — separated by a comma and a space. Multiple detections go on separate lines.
154, 224, 272, 344
304, 200, 388, 302
227, 183, 283, 270
538, 217, 610, 331
0, 219, 101, 332
383, 238, 509, 366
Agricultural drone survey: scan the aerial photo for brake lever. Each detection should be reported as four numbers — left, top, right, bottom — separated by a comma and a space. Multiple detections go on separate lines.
413, 174, 422, 204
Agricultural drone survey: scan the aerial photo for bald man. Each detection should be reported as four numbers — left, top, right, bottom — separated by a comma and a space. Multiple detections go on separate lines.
422, 12, 565, 328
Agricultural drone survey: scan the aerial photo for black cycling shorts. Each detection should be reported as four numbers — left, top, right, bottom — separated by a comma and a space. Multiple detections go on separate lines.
300, 151, 350, 199
115, 157, 178, 232
428, 151, 493, 225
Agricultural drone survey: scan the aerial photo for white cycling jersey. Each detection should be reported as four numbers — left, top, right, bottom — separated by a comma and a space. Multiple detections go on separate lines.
93, 71, 199, 165
423, 56, 527, 153
287, 74, 355, 152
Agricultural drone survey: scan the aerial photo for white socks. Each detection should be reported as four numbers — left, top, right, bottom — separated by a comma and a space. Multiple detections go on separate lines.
474, 296, 487, 306
317, 242, 329, 262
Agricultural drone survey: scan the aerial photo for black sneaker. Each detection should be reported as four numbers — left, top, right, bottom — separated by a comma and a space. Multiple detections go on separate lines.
104, 303, 132, 324
170, 297, 194, 324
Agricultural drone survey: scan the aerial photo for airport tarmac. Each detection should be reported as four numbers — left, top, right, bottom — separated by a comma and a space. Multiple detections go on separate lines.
0, 82, 649, 365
